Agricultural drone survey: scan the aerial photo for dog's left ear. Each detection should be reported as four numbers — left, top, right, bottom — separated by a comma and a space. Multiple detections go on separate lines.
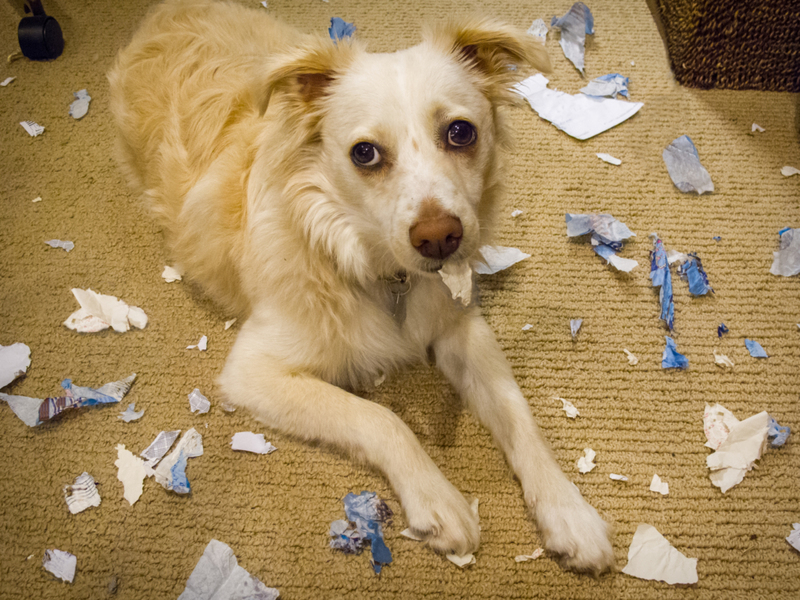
425, 17, 551, 103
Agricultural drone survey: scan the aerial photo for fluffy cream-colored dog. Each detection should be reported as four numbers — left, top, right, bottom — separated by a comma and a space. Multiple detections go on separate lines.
110, 0, 614, 572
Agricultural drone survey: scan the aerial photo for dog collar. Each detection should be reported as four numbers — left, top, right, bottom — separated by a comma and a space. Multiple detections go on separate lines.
382, 270, 410, 323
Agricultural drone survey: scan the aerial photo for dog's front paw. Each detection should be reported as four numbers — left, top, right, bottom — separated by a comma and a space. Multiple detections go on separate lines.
401, 478, 480, 557
534, 485, 615, 574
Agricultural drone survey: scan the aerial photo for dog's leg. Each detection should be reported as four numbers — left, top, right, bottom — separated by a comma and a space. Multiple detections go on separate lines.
219, 318, 480, 556
433, 311, 615, 573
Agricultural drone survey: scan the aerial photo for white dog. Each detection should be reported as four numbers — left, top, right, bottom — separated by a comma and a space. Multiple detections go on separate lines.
109, 0, 614, 572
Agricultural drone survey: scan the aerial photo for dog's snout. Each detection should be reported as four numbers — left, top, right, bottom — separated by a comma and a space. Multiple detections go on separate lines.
409, 202, 463, 260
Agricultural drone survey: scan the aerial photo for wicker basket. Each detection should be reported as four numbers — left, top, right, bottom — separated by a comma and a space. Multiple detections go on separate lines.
653, 0, 800, 92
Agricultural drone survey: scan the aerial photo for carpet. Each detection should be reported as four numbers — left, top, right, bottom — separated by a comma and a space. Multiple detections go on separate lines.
1, 0, 799, 598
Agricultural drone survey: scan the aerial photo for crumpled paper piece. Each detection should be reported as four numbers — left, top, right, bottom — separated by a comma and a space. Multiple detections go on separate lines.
526, 19, 548, 43
154, 428, 204, 494
555, 397, 579, 418
64, 288, 147, 333
622, 523, 698, 585
515, 548, 544, 562
231, 432, 277, 454
69, 89, 91, 119
662, 337, 688, 369
650, 474, 669, 495
705, 409, 769, 493
187, 336, 208, 351
786, 524, 800, 553
20, 120, 44, 136
43, 549, 77, 583
767, 416, 790, 447
566, 213, 638, 271
550, 2, 594, 74
769, 227, 800, 277
64, 472, 101, 514
330, 491, 393, 574
649, 234, 674, 330
0, 373, 136, 427
329, 17, 355, 41
189, 389, 211, 413
438, 261, 473, 306
0, 342, 31, 389
677, 254, 713, 295
703, 404, 740, 450
581, 73, 630, 98
514, 74, 643, 140
474, 245, 530, 274
162, 265, 183, 282
745, 339, 768, 358
663, 135, 714, 194
177, 539, 279, 600
570, 319, 582, 339
118, 402, 144, 422
45, 239, 74, 252
577, 448, 596, 473
713, 350, 734, 368
623, 349, 638, 365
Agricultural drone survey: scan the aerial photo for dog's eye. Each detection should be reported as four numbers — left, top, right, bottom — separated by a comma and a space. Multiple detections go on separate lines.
447, 121, 476, 147
351, 142, 381, 167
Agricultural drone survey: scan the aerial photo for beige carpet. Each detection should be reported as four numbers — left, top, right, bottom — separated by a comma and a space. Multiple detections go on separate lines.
1, 0, 799, 598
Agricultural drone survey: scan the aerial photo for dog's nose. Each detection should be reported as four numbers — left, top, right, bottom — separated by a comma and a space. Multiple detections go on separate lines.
409, 203, 463, 260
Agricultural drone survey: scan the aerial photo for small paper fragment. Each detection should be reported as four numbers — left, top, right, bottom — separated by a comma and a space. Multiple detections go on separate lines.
153, 428, 203, 494
438, 261, 473, 306
329, 17, 356, 41
43, 549, 77, 583
786, 523, 800, 553
64, 472, 101, 514
570, 319, 582, 339
577, 448, 596, 473
751, 123, 765, 133
781, 166, 800, 177
188, 389, 210, 414
703, 403, 739, 450
231, 432, 277, 454
622, 523, 698, 585
446, 498, 480, 568
555, 397, 579, 419
177, 539, 279, 600
521, 323, 533, 331
140, 430, 181, 468
511, 209, 523, 218
1, 76, 14, 86
649, 474, 669, 495
713, 349, 734, 368
115, 444, 149, 506
526, 19, 548, 43
706, 410, 769, 493
596, 153, 621, 165
187, 336, 208, 351
582, 74, 630, 99
767, 416, 790, 447
32, 196, 42, 202
663, 135, 714, 194
474, 246, 530, 274
64, 288, 147, 333
610, 474, 628, 481
45, 239, 74, 252
515, 548, 544, 562
623, 349, 638, 365
20, 120, 44, 136
662, 336, 688, 369
744, 339, 768, 358
550, 2, 594, 74
161, 265, 183, 282
69, 89, 91, 119
224, 319, 237, 330
118, 402, 144, 422
770, 227, 800, 277
0, 342, 31, 389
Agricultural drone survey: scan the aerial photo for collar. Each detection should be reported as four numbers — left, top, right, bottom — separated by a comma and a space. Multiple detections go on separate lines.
380, 270, 410, 324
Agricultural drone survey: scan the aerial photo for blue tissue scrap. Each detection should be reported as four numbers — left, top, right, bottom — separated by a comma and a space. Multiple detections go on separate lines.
329, 17, 356, 42
552, 2, 594, 34
330, 491, 393, 574
566, 213, 638, 270
768, 416, 790, 447
717, 323, 729, 337
550, 2, 594, 74
168, 450, 191, 494
649, 235, 674, 330
662, 336, 688, 369
745, 339, 769, 358
580, 73, 630, 99
713, 236, 721, 242
678, 253, 713, 296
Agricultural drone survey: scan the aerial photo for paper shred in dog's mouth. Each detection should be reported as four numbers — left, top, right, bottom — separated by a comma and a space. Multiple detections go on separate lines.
438, 261, 473, 306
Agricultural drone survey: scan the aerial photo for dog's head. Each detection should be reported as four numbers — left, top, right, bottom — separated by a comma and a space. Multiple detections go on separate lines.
257, 18, 550, 282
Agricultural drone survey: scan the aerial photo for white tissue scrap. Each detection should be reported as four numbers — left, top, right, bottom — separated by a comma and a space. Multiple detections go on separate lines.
781, 166, 800, 177
474, 245, 530, 274
64, 472, 101, 514
666, 249, 690, 265
751, 123, 765, 133
177, 539, 279, 600
511, 209, 523, 218
0, 343, 31, 389
570, 319, 582, 339
115, 444, 150, 506
141, 430, 181, 468
650, 474, 669, 495
596, 153, 621, 165
438, 261, 473, 306
704, 406, 769, 493
663, 135, 714, 195
42, 549, 77, 583
224, 319, 237, 330
515, 548, 544, 562
577, 448, 596, 473
189, 389, 211, 414
622, 523, 698, 585
713, 349, 734, 368
521, 323, 533, 331
623, 349, 639, 365
118, 402, 145, 422
610, 474, 629, 481
20, 120, 44, 136
770, 228, 800, 277
787, 524, 800, 553
526, 18, 548, 43
162, 265, 183, 282
64, 288, 148, 333
32, 196, 42, 202
45, 239, 74, 252
446, 498, 480, 568
154, 428, 204, 494
187, 336, 208, 351
1, 76, 15, 86
69, 89, 91, 119
231, 432, 277, 455
555, 397, 579, 419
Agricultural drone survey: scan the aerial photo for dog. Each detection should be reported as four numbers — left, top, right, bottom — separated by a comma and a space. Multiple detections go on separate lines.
109, 0, 614, 572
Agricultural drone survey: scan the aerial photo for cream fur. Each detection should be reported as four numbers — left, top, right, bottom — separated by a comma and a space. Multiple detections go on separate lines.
109, 0, 613, 572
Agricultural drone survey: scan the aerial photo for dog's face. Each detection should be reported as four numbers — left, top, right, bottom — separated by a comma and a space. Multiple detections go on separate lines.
259, 18, 550, 281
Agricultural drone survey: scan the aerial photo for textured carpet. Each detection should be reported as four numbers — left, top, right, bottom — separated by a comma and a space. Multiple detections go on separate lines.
1, 0, 799, 598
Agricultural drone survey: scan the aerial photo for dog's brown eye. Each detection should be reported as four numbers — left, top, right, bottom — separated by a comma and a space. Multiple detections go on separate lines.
351, 142, 381, 167
447, 121, 476, 147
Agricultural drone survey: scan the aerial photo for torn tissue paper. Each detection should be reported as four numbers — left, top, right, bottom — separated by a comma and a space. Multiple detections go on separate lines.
69, 89, 91, 119
43, 549, 77, 583
566, 213, 638, 272
189, 389, 211, 414
781, 166, 800, 177
610, 474, 629, 481
115, 444, 150, 505
474, 245, 530, 274
64, 472, 101, 514
577, 448, 596, 473
650, 474, 669, 495
787, 524, 800, 553
745, 339, 768, 358
513, 74, 643, 140
770, 227, 800, 277
705, 408, 768, 493
64, 288, 147, 333
231, 432, 277, 454
330, 491, 393, 574
439, 261, 473, 306
570, 319, 582, 339
663, 135, 714, 194
556, 397, 579, 419
662, 337, 688, 369
623, 349, 638, 365
0, 373, 135, 427
713, 350, 734, 368
187, 336, 208, 351
20, 120, 44, 136
596, 153, 621, 165
141, 430, 181, 468
622, 523, 698, 585
45, 239, 74, 252
178, 539, 279, 600
677, 254, 713, 295
550, 2, 594, 74
154, 428, 203, 494
515, 548, 544, 562
526, 19, 548, 43
329, 17, 355, 42
581, 74, 630, 99
767, 416, 790, 447
446, 498, 480, 568
162, 265, 183, 282
649, 234, 674, 330
118, 402, 144, 422
0, 342, 31, 389
1, 76, 15, 86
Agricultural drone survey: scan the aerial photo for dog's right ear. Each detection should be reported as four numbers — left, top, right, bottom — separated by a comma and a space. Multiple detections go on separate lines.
253, 38, 358, 116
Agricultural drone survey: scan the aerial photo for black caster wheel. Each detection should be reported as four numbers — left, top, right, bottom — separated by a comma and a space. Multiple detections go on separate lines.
18, 0, 64, 60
